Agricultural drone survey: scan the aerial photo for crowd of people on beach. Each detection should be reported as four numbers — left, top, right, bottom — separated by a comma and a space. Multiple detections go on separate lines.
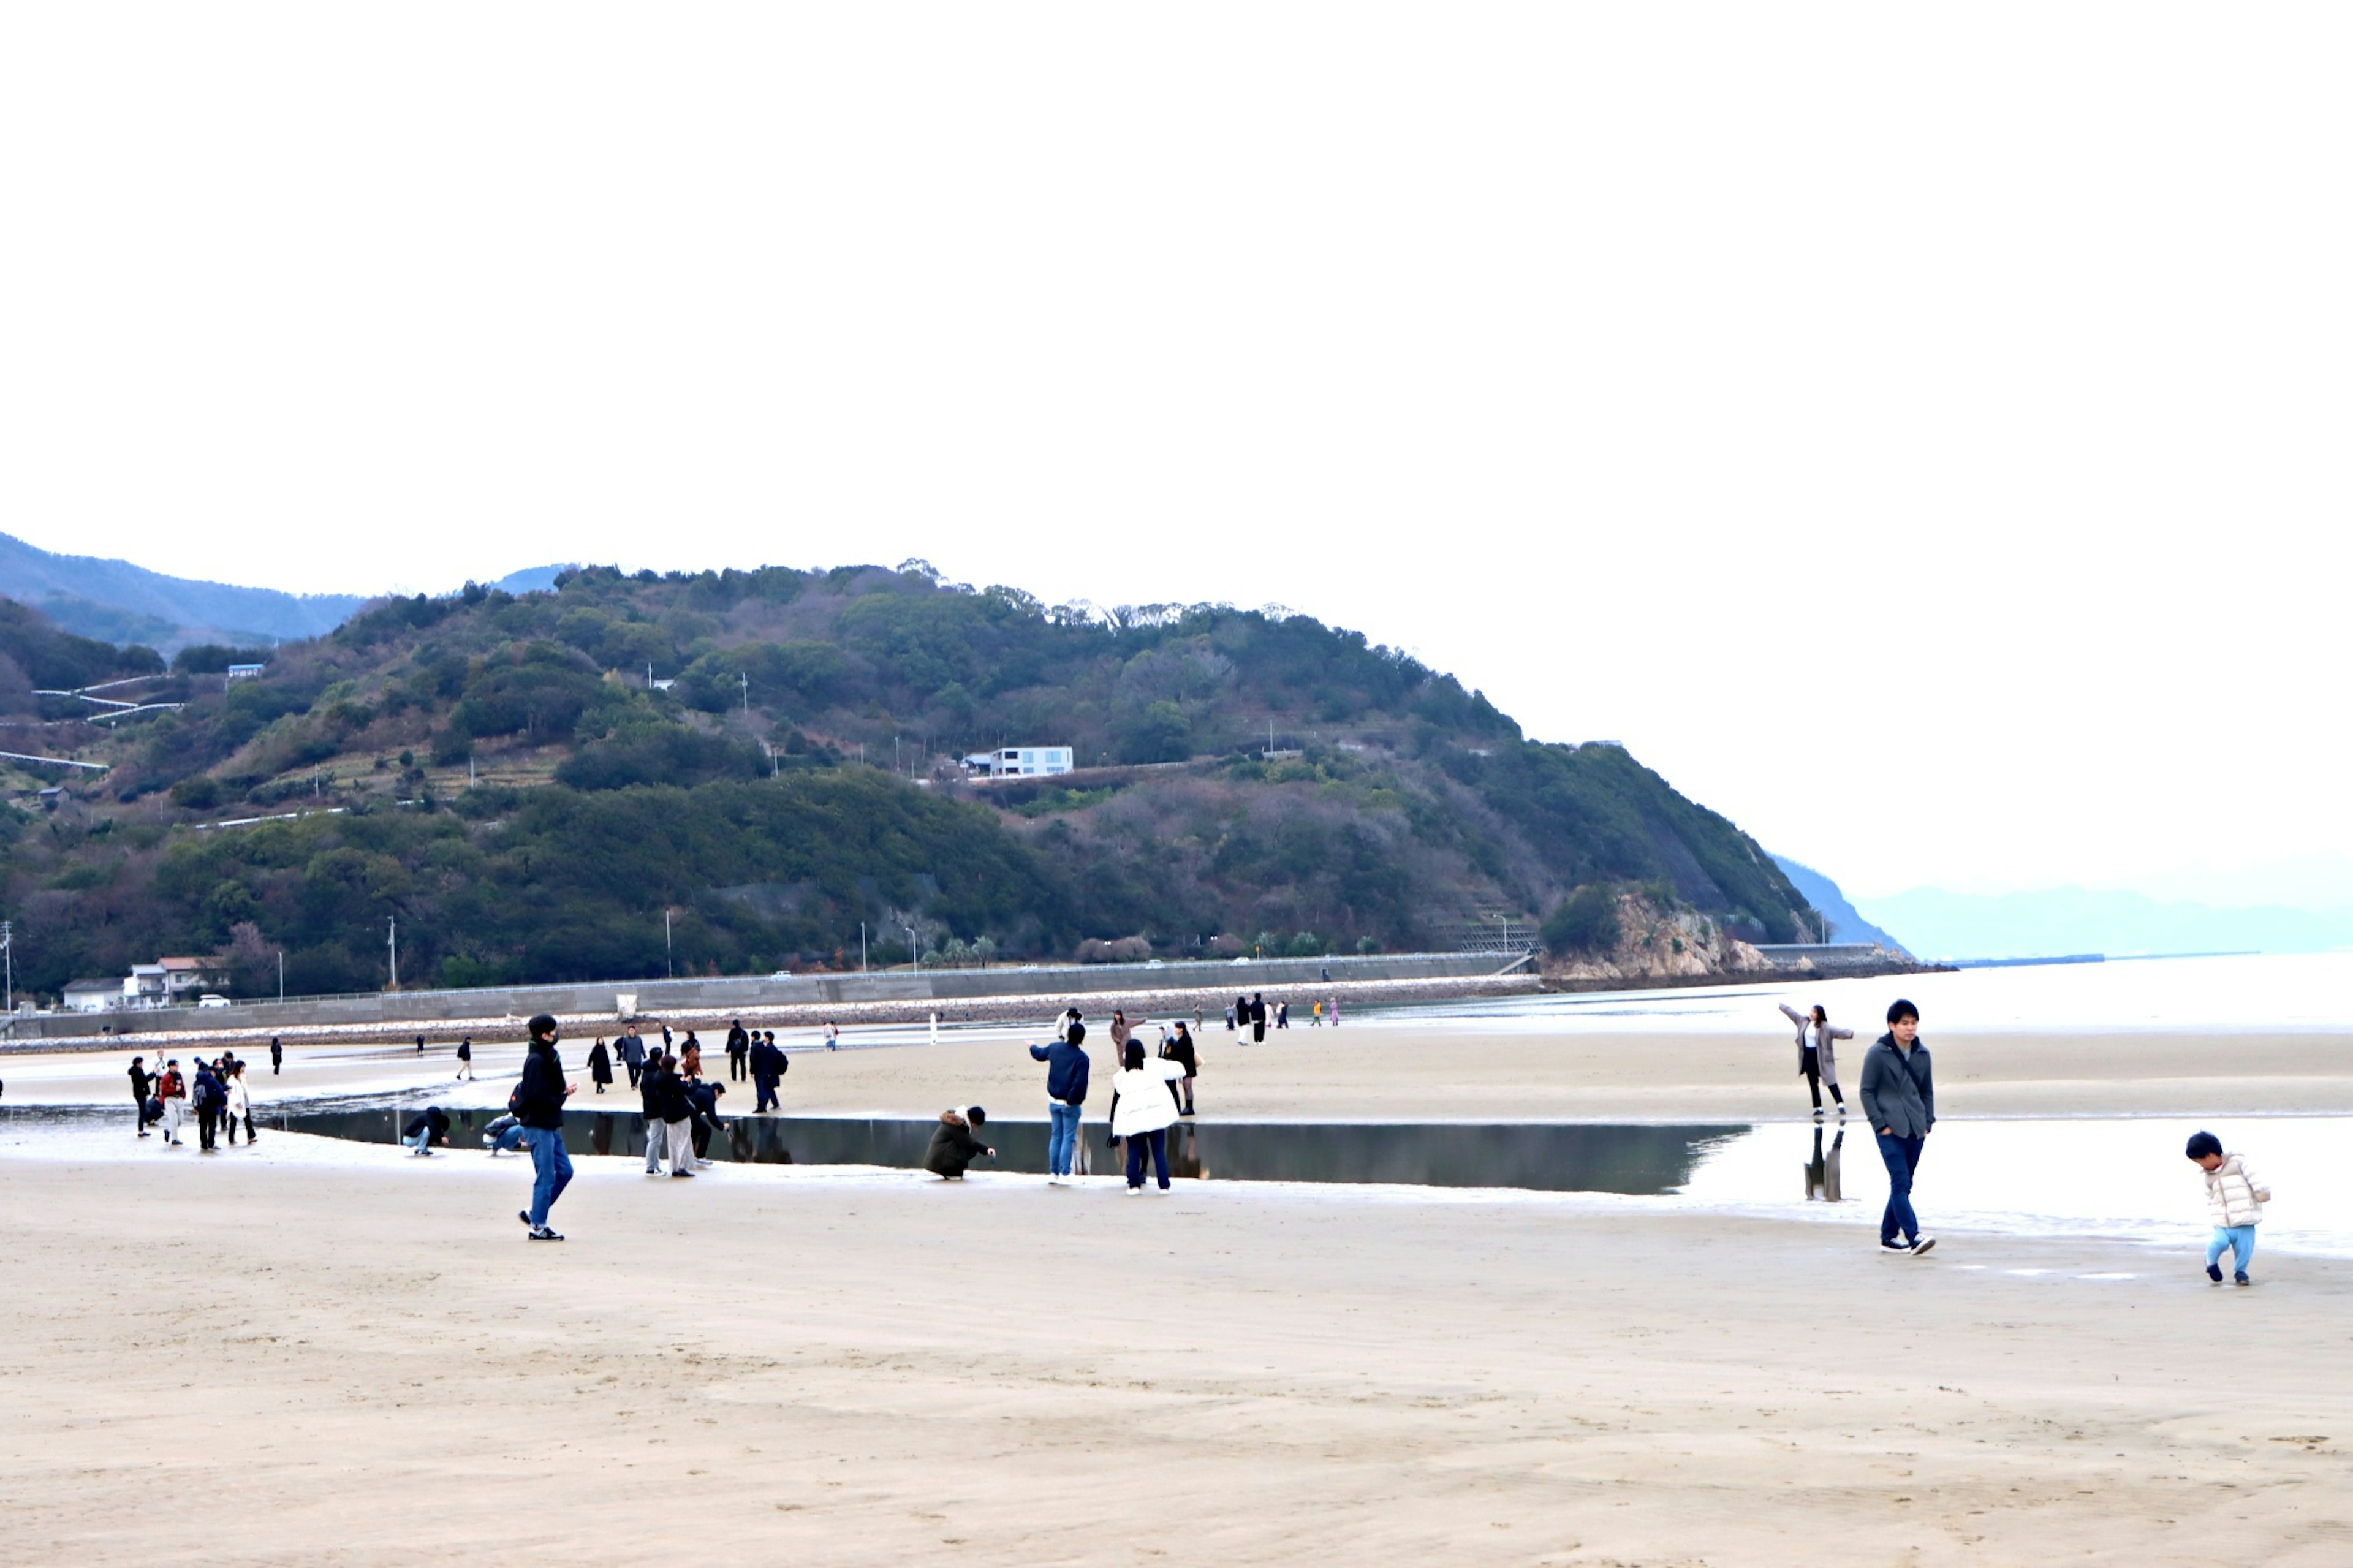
100, 981, 2278, 1284
127, 1050, 258, 1151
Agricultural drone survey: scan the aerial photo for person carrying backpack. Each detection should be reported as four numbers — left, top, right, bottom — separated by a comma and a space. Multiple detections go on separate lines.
192, 1061, 224, 1152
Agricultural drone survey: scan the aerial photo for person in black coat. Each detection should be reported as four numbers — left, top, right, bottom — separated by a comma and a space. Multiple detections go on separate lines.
269, 1037, 282, 1076
129, 1056, 154, 1138
403, 1104, 452, 1155
587, 1038, 613, 1094
725, 1021, 750, 1081
1248, 992, 1267, 1045
749, 1032, 787, 1113
646, 1053, 695, 1178
1161, 1023, 1199, 1116
513, 1015, 576, 1238
924, 1107, 994, 1180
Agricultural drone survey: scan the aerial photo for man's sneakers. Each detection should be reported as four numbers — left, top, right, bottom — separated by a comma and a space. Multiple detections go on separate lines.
518, 1208, 532, 1227
2234, 1271, 2253, 1287
1910, 1236, 1936, 1256
1880, 1236, 1936, 1256
528, 1225, 564, 1241
671, 1169, 695, 1178
1879, 1237, 1913, 1253
2207, 1262, 2226, 1283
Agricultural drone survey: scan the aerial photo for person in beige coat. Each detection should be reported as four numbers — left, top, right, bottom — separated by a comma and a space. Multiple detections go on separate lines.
1778, 1002, 1854, 1115
2186, 1130, 2270, 1285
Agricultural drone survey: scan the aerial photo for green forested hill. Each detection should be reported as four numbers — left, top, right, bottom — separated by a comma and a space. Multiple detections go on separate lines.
0, 563, 1817, 998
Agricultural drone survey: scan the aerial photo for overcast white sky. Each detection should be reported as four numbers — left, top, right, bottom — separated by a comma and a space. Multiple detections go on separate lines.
4, 6, 2347, 903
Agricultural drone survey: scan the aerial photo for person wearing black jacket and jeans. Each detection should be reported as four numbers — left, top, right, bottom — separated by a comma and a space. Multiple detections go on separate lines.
1858, 999, 1936, 1257
513, 1015, 575, 1239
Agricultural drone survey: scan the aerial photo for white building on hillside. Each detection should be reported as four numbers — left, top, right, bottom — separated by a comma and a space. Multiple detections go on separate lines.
961, 746, 1074, 779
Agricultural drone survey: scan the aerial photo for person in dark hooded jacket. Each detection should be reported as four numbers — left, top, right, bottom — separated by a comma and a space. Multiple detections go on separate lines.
192, 1061, 225, 1151
588, 1037, 613, 1093
924, 1107, 994, 1179
404, 1105, 452, 1155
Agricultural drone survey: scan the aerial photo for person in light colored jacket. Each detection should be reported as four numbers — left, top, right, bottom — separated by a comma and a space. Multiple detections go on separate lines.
1106, 1042, 1187, 1192
1778, 1002, 1853, 1115
225, 1062, 256, 1145
2186, 1131, 2271, 1285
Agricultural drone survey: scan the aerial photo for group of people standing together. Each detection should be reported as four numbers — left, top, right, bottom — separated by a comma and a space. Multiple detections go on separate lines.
1221, 993, 1338, 1041
1005, 1007, 1199, 1192
128, 1051, 258, 1152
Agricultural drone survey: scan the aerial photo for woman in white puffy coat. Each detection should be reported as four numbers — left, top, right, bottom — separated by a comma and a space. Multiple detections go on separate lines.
2188, 1130, 2270, 1284
225, 1062, 256, 1145
1107, 1041, 1186, 1192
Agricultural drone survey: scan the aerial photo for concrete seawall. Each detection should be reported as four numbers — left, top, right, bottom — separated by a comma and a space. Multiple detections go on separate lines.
4, 952, 1533, 1051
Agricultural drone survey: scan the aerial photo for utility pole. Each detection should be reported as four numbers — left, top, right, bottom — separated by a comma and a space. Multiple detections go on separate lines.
905, 923, 920, 970
468, 753, 476, 787
859, 921, 867, 973
648, 661, 654, 690
740, 672, 749, 713
278, 949, 284, 1002
387, 915, 398, 990
1, 920, 12, 1015
665, 909, 674, 978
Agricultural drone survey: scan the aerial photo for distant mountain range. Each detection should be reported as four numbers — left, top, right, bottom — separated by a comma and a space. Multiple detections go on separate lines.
0, 530, 564, 654
1850, 885, 2353, 962
1770, 855, 1908, 953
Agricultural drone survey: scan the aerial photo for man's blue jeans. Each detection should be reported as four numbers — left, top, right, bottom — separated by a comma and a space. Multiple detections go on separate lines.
2207, 1225, 2256, 1275
1875, 1132, 1925, 1244
1047, 1102, 1082, 1176
523, 1126, 573, 1227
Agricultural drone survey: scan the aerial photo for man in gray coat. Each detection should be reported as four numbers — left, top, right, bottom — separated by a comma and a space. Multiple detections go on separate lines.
1858, 999, 1936, 1256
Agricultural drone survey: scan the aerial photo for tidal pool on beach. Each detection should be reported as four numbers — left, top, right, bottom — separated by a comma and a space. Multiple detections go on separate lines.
7, 1099, 2344, 1256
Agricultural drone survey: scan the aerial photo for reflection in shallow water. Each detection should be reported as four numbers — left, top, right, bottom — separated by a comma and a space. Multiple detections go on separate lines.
92, 1105, 1746, 1196
1804, 1125, 1844, 1203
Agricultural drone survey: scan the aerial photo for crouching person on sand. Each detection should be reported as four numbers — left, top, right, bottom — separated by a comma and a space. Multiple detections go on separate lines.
404, 1105, 452, 1156
925, 1107, 995, 1180
482, 1112, 526, 1156
513, 1014, 575, 1240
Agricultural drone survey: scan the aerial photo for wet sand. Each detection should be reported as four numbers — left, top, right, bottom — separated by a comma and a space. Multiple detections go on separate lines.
9, 1023, 2353, 1121
1, 1145, 2347, 1567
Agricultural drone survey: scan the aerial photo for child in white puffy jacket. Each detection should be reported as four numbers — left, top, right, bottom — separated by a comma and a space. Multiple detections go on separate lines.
2186, 1130, 2271, 1286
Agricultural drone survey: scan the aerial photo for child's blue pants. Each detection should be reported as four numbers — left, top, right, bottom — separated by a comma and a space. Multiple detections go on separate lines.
2207, 1225, 2256, 1274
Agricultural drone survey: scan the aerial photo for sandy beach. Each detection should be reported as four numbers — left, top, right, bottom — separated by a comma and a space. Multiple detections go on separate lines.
10, 1020, 2353, 1121
2, 1001, 2351, 1566
2, 1142, 2348, 1567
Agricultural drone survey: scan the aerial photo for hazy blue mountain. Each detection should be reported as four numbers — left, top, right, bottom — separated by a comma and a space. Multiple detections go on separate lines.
490, 564, 575, 594
1, 529, 364, 650
1850, 885, 2353, 962
1770, 855, 1909, 953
